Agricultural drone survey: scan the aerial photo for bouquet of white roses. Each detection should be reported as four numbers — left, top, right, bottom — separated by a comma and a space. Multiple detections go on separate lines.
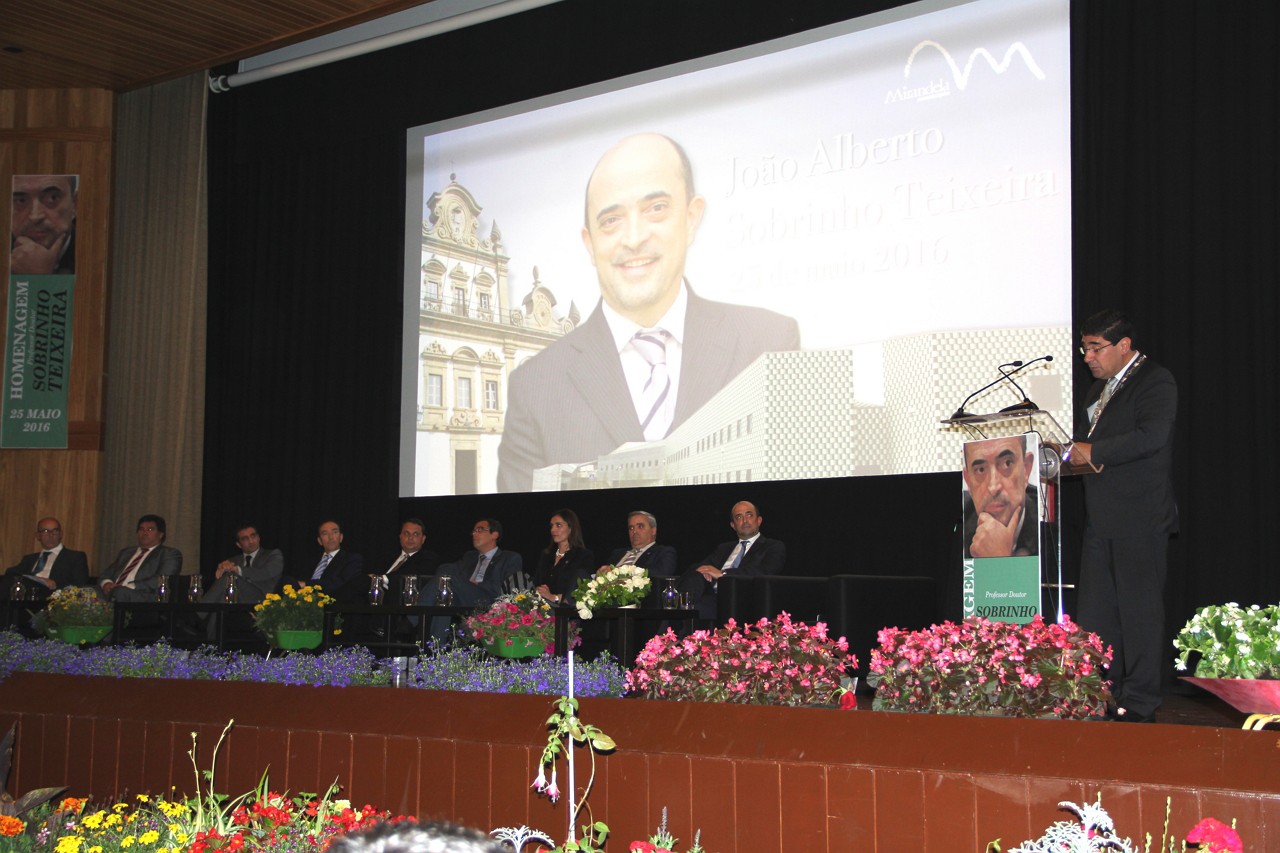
573, 564, 651, 619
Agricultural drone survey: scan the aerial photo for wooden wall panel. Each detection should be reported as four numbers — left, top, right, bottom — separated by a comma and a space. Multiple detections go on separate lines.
3, 674, 1280, 853
0, 87, 112, 572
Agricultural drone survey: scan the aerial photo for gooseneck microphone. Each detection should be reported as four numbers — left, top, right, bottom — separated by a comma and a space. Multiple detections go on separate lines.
998, 355, 1054, 412
950, 355, 1054, 419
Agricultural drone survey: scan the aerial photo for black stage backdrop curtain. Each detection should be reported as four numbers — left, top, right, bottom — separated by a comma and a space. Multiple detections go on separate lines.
206, 0, 1280, 664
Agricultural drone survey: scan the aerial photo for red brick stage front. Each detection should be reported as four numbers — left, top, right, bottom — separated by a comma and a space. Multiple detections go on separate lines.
2, 673, 1277, 851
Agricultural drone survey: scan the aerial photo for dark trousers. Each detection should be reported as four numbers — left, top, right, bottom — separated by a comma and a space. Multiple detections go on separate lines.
1077, 526, 1169, 717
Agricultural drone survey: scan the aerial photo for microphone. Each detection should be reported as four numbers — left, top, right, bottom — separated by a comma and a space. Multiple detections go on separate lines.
998, 355, 1053, 412
950, 356, 1053, 420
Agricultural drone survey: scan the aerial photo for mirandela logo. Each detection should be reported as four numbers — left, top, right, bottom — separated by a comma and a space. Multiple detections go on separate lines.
886, 39, 1045, 103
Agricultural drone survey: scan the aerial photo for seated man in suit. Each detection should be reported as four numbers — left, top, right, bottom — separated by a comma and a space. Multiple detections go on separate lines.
282, 520, 366, 604
2, 516, 90, 599
678, 501, 787, 620
98, 514, 183, 602
372, 518, 440, 606
201, 523, 284, 604
599, 510, 677, 577
425, 518, 524, 642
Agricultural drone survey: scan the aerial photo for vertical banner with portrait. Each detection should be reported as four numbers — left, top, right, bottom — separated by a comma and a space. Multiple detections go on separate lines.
960, 432, 1042, 624
3, 174, 78, 448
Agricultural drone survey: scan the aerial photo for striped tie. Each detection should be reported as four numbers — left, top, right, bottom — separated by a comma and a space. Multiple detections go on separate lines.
632, 329, 672, 440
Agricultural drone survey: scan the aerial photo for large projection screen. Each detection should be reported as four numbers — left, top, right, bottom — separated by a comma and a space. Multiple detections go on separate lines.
402, 0, 1071, 496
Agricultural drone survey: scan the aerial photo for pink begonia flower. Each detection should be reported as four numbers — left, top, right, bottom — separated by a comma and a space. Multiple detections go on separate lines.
1186, 818, 1243, 853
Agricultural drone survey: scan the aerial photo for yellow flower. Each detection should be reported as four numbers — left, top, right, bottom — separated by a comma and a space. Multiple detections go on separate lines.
55, 838, 84, 853
104, 813, 122, 827
139, 830, 160, 844
173, 832, 189, 844
136, 794, 150, 803
82, 812, 106, 829
112, 803, 128, 813
89, 847, 104, 853
158, 801, 188, 818
122, 837, 136, 848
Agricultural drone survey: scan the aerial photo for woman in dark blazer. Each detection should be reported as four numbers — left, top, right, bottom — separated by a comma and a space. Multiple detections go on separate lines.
532, 508, 595, 606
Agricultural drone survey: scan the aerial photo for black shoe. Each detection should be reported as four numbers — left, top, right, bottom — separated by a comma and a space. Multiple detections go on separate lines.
1115, 707, 1157, 724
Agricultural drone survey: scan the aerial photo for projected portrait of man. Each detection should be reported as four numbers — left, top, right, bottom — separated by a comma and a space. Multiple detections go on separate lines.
11, 174, 77, 276
961, 434, 1039, 558
497, 133, 801, 492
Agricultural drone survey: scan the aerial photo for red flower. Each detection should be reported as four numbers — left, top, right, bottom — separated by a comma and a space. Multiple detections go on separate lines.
838, 690, 857, 710
1186, 818, 1243, 853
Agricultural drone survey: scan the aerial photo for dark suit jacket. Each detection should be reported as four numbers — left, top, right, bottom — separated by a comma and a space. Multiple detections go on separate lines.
1077, 356, 1178, 537
694, 535, 787, 578
202, 548, 284, 605
98, 544, 183, 601
381, 548, 440, 605
962, 488, 1039, 558
532, 547, 596, 602
305, 549, 366, 604
436, 548, 525, 607
497, 287, 802, 491
606, 543, 678, 577
3, 547, 90, 596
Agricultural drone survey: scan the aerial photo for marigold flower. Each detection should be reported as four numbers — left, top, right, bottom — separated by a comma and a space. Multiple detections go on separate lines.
0, 815, 25, 836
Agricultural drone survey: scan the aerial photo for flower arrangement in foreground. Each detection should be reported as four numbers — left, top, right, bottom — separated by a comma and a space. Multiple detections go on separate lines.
3, 720, 406, 852
1173, 602, 1280, 679
626, 612, 855, 706
252, 583, 333, 635
868, 615, 1111, 719
0, 630, 628, 696
35, 585, 112, 630
574, 565, 650, 619
465, 589, 578, 654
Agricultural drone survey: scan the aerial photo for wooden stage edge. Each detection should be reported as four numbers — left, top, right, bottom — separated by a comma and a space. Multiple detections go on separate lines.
2, 673, 1278, 852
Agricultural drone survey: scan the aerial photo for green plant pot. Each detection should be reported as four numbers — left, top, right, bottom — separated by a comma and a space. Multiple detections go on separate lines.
274, 629, 323, 650
484, 637, 546, 658
53, 625, 112, 645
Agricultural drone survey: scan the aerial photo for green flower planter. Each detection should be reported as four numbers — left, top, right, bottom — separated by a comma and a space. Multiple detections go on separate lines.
274, 629, 323, 650
484, 637, 546, 658
53, 625, 112, 645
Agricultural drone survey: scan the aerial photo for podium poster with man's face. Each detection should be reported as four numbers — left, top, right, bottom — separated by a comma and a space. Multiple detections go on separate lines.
960, 432, 1042, 623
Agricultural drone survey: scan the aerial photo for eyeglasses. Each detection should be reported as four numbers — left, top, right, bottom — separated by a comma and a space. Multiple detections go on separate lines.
472, 527, 491, 533
37, 527, 61, 534
1078, 342, 1115, 356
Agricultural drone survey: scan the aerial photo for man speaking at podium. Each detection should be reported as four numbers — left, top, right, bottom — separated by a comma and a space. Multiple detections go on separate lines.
1071, 309, 1178, 724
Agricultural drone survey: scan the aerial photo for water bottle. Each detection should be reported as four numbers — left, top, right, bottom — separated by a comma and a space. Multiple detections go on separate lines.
155, 576, 170, 602
223, 575, 238, 604
402, 575, 420, 607
368, 575, 384, 605
437, 575, 454, 606
661, 578, 679, 610
9, 577, 24, 601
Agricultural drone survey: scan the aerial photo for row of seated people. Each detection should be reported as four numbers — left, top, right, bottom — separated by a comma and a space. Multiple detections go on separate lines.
4, 502, 783, 623
3, 509, 936, 670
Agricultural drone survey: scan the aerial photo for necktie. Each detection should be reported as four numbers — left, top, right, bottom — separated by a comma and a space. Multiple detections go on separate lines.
1092, 378, 1119, 425
730, 540, 750, 570
243, 554, 253, 572
117, 548, 150, 586
470, 553, 490, 584
388, 552, 408, 574
632, 329, 672, 440
617, 549, 640, 567
312, 552, 332, 581
33, 551, 50, 576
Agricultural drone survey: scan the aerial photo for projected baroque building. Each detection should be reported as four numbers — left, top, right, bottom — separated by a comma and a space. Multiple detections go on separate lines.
415, 176, 578, 494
